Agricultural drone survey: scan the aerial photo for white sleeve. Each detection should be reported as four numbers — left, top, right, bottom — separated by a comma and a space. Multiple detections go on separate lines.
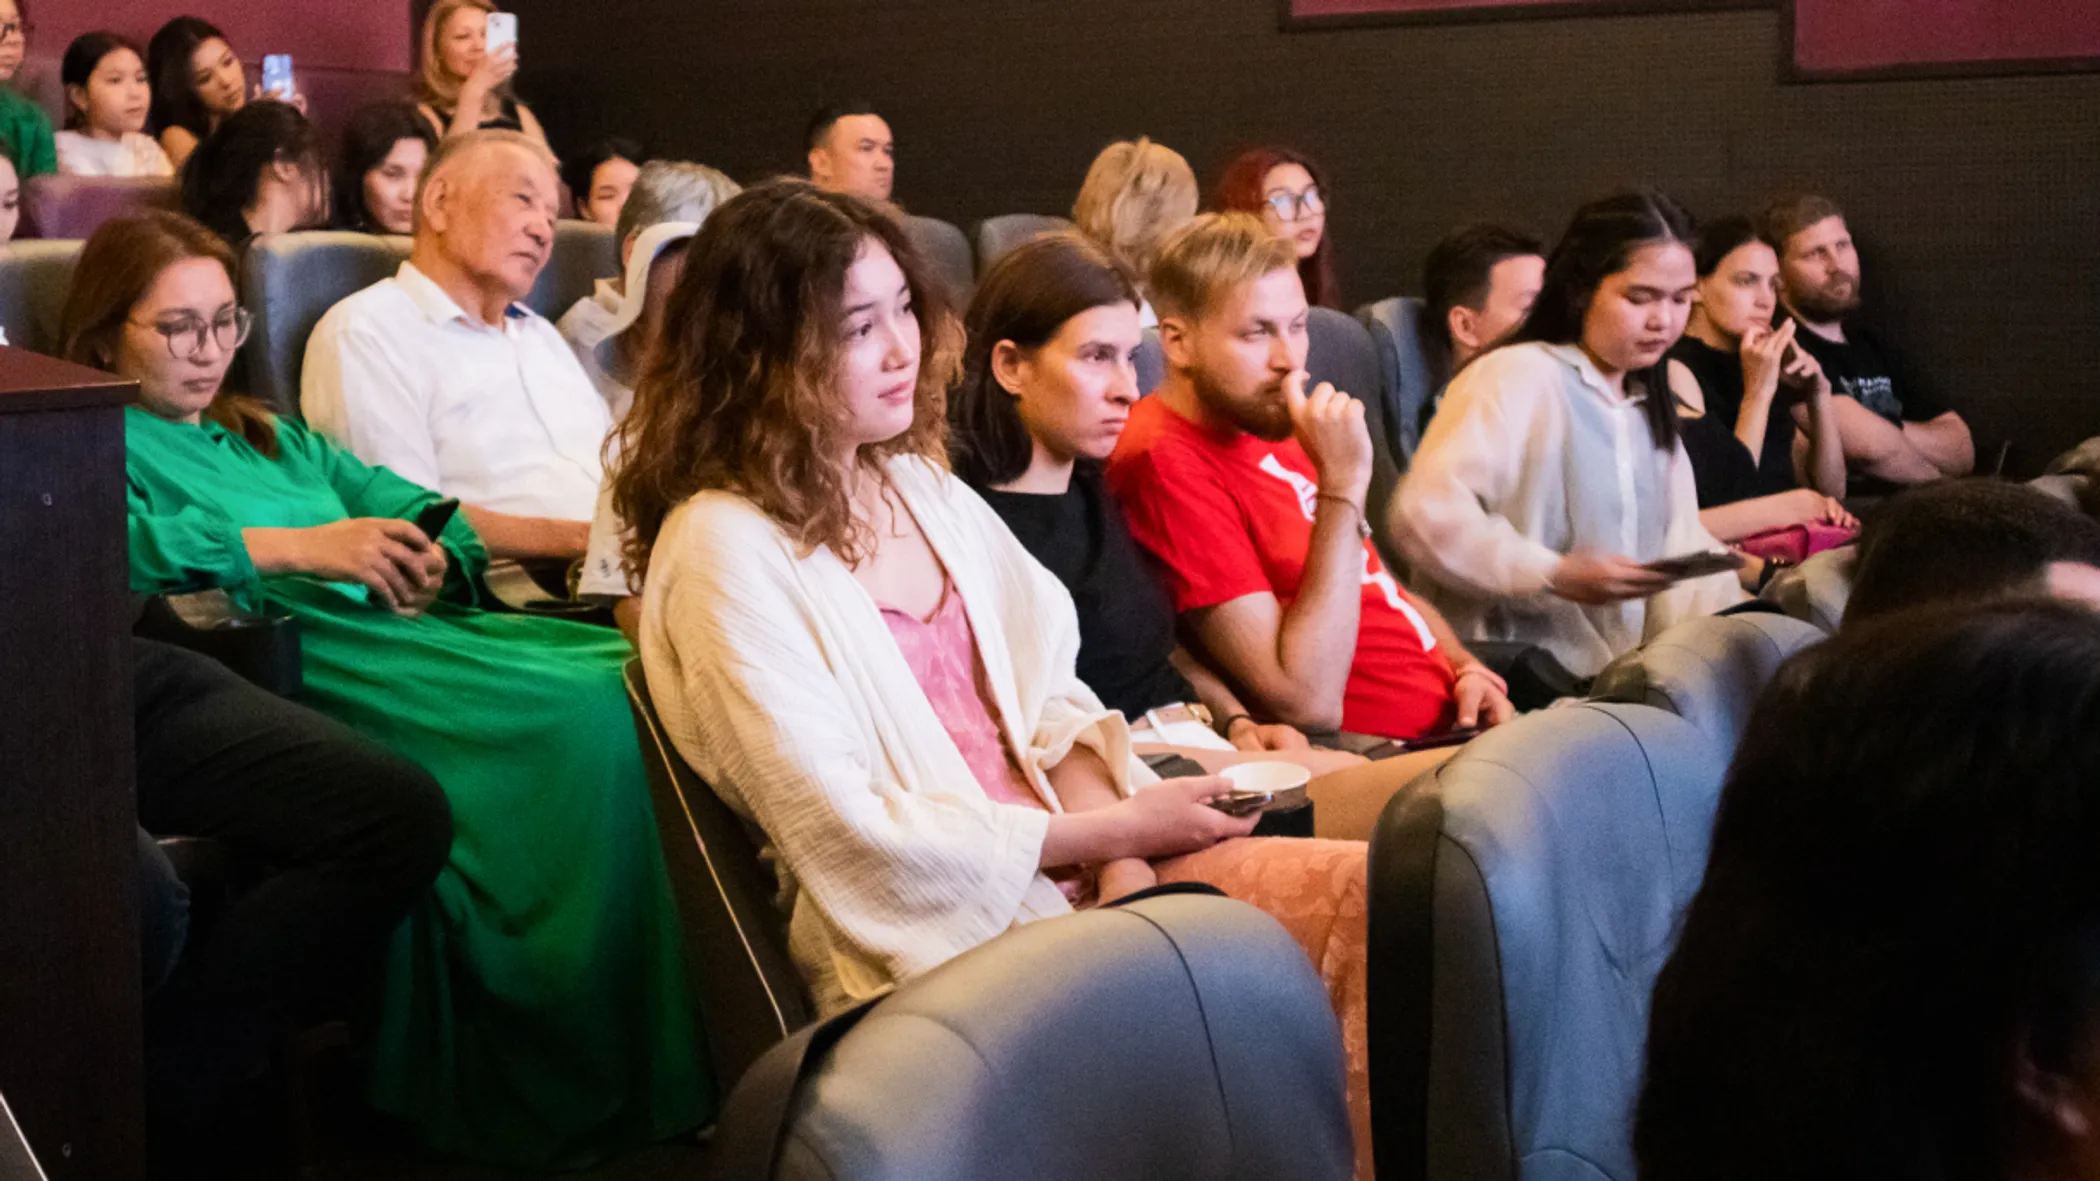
1392, 350, 1566, 599
300, 312, 442, 490
647, 508, 1053, 984
575, 481, 635, 598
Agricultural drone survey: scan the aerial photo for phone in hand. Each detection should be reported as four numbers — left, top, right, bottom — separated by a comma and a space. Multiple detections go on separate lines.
483, 12, 518, 55
1644, 551, 1744, 581
260, 54, 295, 101
412, 498, 460, 543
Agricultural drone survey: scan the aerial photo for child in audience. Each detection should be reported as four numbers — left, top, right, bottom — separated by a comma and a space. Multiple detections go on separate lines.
331, 100, 434, 235
567, 135, 645, 227
617, 180, 1377, 1172
1071, 137, 1196, 325
415, 0, 548, 146
56, 31, 175, 178
1666, 215, 1852, 540
179, 100, 326, 248
147, 17, 269, 171
0, 0, 56, 178
1215, 145, 1339, 309
1394, 190, 1744, 678
68, 210, 711, 1169
1638, 599, 2100, 1181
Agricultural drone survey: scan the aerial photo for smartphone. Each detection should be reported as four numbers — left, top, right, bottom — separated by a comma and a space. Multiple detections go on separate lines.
1645, 551, 1744, 581
412, 498, 459, 542
1209, 790, 1275, 818
1358, 724, 1484, 760
483, 12, 518, 55
260, 54, 294, 101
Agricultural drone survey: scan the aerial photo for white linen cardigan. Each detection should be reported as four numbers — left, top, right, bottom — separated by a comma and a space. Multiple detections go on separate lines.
1390, 342, 1744, 677
638, 455, 1155, 1016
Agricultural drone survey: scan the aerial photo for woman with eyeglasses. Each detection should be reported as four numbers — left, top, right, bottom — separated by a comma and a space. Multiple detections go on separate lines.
63, 210, 713, 1168
0, 0, 55, 177
1216, 146, 1338, 309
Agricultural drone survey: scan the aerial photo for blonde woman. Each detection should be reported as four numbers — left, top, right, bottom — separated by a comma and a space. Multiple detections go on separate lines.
1070, 137, 1197, 326
414, 0, 547, 145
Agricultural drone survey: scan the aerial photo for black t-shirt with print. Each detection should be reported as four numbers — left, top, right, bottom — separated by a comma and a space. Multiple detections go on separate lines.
1787, 319, 1950, 425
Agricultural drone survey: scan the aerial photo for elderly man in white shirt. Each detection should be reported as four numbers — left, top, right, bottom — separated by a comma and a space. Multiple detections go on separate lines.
303, 129, 603, 560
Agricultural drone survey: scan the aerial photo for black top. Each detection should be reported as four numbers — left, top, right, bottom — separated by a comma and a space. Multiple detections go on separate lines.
425, 95, 525, 136
1675, 400, 1765, 509
975, 466, 1195, 718
1669, 336, 1799, 504
1786, 318, 1949, 425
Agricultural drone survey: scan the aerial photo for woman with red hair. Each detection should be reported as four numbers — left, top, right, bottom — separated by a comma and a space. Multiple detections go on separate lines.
1215, 145, 1339, 308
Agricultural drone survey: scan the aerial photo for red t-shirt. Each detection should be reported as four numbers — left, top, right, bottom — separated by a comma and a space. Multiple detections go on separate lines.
1104, 395, 1457, 740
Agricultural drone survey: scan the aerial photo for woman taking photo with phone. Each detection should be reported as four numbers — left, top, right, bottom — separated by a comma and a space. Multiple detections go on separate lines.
69, 209, 711, 1169
619, 180, 1380, 1174
414, 0, 547, 145
1393, 189, 1743, 678
146, 16, 254, 170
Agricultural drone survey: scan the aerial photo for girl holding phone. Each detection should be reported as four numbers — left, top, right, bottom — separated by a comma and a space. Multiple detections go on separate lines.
414, 0, 548, 146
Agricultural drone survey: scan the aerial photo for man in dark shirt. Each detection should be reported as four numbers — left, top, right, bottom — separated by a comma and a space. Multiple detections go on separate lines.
1759, 194, 1973, 488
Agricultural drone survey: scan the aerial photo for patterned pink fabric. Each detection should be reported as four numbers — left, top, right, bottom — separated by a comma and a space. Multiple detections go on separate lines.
879, 582, 1043, 810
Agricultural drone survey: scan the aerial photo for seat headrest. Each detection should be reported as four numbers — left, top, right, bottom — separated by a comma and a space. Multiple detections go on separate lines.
1591, 612, 1826, 756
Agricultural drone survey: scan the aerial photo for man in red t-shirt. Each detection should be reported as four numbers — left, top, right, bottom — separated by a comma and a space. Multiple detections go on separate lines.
1106, 213, 1513, 742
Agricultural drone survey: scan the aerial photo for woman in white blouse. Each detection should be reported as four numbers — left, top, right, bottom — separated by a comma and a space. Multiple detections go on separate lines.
56, 32, 175, 178
1393, 190, 1743, 678
617, 180, 1378, 1172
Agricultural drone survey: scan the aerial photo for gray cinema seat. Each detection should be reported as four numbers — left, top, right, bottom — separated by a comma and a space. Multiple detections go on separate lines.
0, 238, 82, 355
1357, 295, 1441, 462
1368, 702, 1727, 1181
974, 213, 1075, 273
240, 232, 411, 416
1758, 546, 1856, 633
1306, 306, 1407, 571
1590, 611, 1827, 756
715, 892, 1354, 1181
901, 214, 975, 306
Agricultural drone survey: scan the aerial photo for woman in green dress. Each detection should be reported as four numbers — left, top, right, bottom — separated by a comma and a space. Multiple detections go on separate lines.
62, 210, 712, 1168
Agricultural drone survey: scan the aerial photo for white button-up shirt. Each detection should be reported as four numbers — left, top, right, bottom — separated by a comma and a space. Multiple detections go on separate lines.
301, 261, 609, 521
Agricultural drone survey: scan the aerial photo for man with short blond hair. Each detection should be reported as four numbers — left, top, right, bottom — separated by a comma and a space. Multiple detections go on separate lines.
1105, 213, 1511, 744
304, 129, 604, 560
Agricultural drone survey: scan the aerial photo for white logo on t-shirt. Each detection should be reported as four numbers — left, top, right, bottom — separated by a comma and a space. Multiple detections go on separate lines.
1257, 453, 1436, 651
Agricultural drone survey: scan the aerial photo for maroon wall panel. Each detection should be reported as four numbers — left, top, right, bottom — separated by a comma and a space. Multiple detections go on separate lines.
1791, 0, 2100, 75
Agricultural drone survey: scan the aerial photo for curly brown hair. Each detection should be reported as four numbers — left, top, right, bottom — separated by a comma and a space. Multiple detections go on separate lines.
611, 179, 963, 578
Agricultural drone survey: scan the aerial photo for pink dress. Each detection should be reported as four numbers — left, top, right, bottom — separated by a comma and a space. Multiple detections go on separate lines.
882, 578, 1372, 1177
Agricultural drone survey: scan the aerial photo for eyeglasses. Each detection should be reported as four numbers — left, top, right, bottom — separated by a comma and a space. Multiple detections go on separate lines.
0, 20, 33, 42
130, 308, 252, 359
1263, 187, 1326, 222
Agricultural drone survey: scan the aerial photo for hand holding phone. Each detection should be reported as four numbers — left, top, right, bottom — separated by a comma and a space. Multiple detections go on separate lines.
260, 54, 295, 102
1643, 551, 1745, 582
484, 12, 518, 56
412, 498, 460, 544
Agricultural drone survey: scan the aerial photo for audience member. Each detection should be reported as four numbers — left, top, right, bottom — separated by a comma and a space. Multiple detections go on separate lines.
951, 229, 1487, 838
0, 0, 56, 178
1420, 222, 1545, 394
331, 100, 434, 235
1105, 213, 1513, 753
304, 130, 606, 561
616, 180, 1378, 1171
130, 638, 449, 1166
1638, 600, 2100, 1181
1215, 145, 1338, 309
1394, 190, 1742, 678
804, 101, 893, 202
415, 0, 548, 146
57, 31, 175, 177
146, 17, 257, 171
1842, 480, 2100, 626
566, 135, 644, 227
179, 99, 325, 248
1668, 214, 1847, 508
1071, 137, 1197, 325
0, 143, 17, 242
1761, 193, 1974, 488
69, 210, 710, 1167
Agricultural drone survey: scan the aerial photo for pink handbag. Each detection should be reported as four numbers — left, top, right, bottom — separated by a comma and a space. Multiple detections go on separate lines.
1735, 521, 1859, 565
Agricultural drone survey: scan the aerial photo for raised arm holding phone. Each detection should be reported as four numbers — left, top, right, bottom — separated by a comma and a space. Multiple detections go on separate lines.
415, 0, 548, 146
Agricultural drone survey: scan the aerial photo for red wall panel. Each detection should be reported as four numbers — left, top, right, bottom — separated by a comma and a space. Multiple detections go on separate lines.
37, 0, 411, 73
1791, 0, 2100, 74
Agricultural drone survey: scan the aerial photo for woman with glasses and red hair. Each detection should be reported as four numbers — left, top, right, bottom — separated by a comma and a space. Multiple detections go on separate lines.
1215, 145, 1339, 309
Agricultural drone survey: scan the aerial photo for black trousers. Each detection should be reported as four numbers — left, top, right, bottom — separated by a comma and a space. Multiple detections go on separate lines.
132, 639, 453, 1125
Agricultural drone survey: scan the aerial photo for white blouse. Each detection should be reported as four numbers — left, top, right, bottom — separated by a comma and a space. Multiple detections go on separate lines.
54, 131, 174, 178
639, 455, 1154, 1016
1391, 342, 1743, 677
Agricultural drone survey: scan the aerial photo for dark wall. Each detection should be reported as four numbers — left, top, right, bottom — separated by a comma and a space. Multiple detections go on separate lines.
512, 0, 2100, 474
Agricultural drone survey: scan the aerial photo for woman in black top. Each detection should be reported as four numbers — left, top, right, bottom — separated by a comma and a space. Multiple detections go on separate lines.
950, 231, 1366, 778
1666, 215, 1852, 542
414, 0, 549, 147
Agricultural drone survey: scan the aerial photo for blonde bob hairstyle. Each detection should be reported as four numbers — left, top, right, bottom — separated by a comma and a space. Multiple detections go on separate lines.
1070, 137, 1199, 290
611, 179, 964, 576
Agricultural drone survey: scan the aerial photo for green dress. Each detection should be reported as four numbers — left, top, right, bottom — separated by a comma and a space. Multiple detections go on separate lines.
124, 407, 712, 1168
0, 86, 57, 177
